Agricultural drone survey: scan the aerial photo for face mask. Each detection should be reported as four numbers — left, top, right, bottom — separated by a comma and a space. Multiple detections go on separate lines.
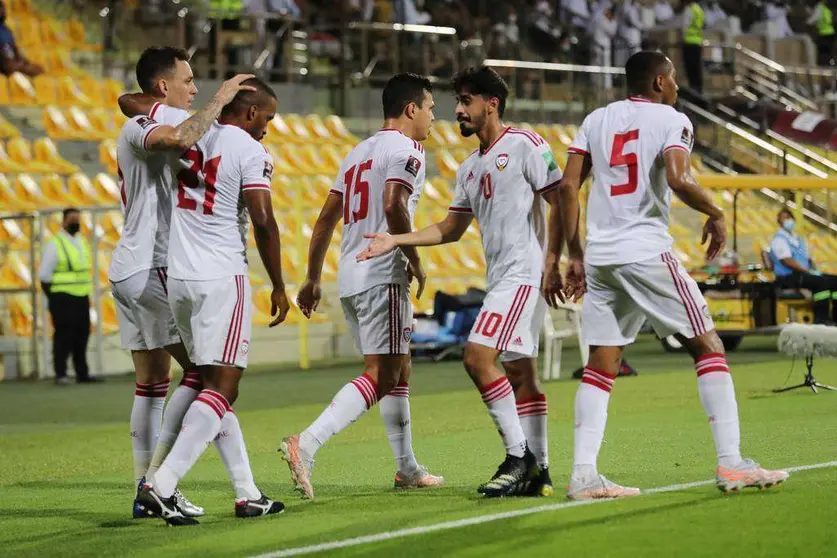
782, 218, 795, 232
66, 223, 80, 236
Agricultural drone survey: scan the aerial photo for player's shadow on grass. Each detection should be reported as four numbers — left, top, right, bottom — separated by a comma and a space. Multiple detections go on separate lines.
11, 480, 130, 491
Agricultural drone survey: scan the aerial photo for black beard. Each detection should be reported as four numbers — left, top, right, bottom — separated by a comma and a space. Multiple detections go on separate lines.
458, 122, 476, 137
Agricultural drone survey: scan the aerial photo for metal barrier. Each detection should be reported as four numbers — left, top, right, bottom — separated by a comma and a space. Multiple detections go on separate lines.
0, 206, 119, 379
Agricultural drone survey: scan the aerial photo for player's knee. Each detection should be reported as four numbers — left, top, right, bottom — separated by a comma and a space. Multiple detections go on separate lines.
684, 331, 725, 360
462, 346, 488, 380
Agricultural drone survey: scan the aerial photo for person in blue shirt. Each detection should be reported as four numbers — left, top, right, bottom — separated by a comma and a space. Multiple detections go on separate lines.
770, 207, 837, 323
0, 0, 43, 77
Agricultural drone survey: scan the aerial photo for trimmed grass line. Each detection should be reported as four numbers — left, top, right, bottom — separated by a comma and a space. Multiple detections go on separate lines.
251, 460, 837, 558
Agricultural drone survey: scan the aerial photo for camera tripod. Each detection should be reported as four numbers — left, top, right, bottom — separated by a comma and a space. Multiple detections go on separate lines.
773, 354, 837, 394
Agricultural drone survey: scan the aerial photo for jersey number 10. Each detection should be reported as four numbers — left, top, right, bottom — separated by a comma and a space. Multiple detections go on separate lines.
176, 147, 220, 215
344, 159, 372, 224
609, 129, 639, 197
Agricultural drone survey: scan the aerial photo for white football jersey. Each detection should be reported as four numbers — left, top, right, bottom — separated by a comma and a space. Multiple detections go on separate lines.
109, 103, 190, 282
336, 129, 426, 298
167, 121, 273, 280
569, 96, 694, 266
449, 127, 563, 292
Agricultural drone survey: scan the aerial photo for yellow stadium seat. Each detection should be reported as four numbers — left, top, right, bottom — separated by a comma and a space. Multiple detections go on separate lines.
0, 251, 32, 288
57, 77, 94, 107
88, 108, 121, 139
40, 173, 85, 206
304, 114, 338, 143
32, 137, 77, 174
320, 144, 345, 171
9, 295, 33, 337
285, 114, 314, 142
0, 172, 30, 211
6, 137, 55, 173
266, 115, 295, 144
43, 106, 81, 140
7, 0, 34, 16
0, 75, 9, 104
7, 72, 37, 105
13, 173, 51, 208
435, 149, 459, 179
67, 173, 102, 205
93, 173, 121, 205
282, 144, 319, 174
66, 106, 110, 140
0, 141, 25, 173
33, 75, 59, 105
12, 17, 40, 49
324, 115, 358, 144
101, 78, 124, 107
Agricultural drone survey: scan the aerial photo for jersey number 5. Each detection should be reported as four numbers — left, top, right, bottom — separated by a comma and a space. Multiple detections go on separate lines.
177, 148, 221, 215
609, 129, 639, 197
343, 159, 372, 224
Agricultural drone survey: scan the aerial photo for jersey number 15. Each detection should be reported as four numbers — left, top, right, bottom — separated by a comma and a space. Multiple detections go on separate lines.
609, 129, 639, 197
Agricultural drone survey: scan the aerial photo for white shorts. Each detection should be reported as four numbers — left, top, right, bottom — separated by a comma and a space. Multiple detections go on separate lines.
110, 268, 180, 351
582, 251, 715, 346
468, 284, 546, 360
341, 283, 412, 355
167, 275, 252, 368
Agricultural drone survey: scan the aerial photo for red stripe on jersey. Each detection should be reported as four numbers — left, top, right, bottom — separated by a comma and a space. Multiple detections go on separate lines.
663, 145, 690, 155
509, 128, 543, 146
385, 177, 414, 193
479, 127, 510, 155
142, 125, 161, 151
242, 183, 271, 191
568, 147, 588, 156
628, 96, 653, 103
537, 180, 560, 195
329, 188, 343, 196
149, 102, 161, 119
448, 206, 473, 214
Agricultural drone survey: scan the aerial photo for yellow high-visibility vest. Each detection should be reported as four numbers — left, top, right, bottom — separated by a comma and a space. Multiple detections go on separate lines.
818, 3, 835, 37
209, 0, 243, 18
50, 232, 92, 297
684, 2, 705, 45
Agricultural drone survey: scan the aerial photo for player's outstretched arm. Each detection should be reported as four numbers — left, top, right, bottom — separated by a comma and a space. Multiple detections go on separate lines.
143, 74, 257, 152
384, 182, 426, 298
244, 190, 290, 326
356, 212, 473, 262
664, 148, 726, 260
559, 152, 588, 301
297, 193, 342, 318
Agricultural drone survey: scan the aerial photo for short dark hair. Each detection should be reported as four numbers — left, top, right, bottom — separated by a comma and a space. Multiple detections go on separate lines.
381, 73, 433, 118
62, 207, 79, 220
452, 66, 509, 117
778, 208, 793, 222
220, 77, 277, 117
625, 51, 672, 96
135, 46, 191, 94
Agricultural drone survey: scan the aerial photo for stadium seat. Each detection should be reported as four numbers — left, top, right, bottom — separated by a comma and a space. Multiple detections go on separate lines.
39, 173, 83, 206
285, 114, 315, 142
304, 114, 338, 143
323, 115, 358, 144
99, 140, 117, 174
67, 173, 102, 205
9, 295, 33, 336
7, 71, 37, 105
0, 251, 32, 288
43, 106, 81, 140
435, 149, 459, 179
32, 75, 59, 105
12, 173, 50, 208
0, 141, 25, 173
66, 106, 110, 140
92, 173, 120, 205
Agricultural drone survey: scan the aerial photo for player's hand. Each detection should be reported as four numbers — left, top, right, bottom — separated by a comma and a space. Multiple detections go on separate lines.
269, 287, 291, 327
701, 215, 726, 261
563, 257, 586, 302
356, 232, 396, 261
296, 279, 321, 319
214, 74, 258, 106
541, 259, 566, 308
408, 260, 427, 299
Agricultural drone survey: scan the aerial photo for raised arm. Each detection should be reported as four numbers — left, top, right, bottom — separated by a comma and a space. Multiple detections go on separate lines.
143, 74, 257, 152
664, 147, 726, 260
118, 93, 156, 118
296, 193, 343, 318
356, 211, 473, 261
244, 189, 289, 326
384, 181, 426, 298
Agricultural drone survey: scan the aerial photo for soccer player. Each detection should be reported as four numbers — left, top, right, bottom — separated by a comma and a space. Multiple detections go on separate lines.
279, 73, 443, 500
135, 78, 290, 525
358, 67, 564, 497
112, 46, 259, 519
553, 50, 789, 500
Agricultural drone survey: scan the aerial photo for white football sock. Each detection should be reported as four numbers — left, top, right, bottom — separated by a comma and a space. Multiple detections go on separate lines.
572, 367, 615, 480
215, 411, 261, 501
153, 389, 229, 499
131, 379, 169, 484
379, 382, 420, 474
517, 393, 548, 468
695, 353, 742, 468
480, 377, 526, 458
299, 373, 378, 458
146, 370, 201, 482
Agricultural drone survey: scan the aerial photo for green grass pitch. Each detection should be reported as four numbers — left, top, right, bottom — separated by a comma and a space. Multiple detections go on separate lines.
1, 336, 835, 557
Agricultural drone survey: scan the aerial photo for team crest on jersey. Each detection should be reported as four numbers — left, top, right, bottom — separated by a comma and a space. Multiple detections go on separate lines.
403, 327, 412, 343
405, 155, 422, 177
680, 127, 694, 149
495, 153, 509, 171
240, 340, 249, 356
136, 116, 156, 129
263, 160, 274, 179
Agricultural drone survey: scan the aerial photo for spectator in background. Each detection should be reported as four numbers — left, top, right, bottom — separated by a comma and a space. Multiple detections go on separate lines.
807, 0, 835, 66
39, 208, 101, 385
589, 3, 618, 88
0, 0, 43, 77
528, 0, 562, 60
563, 0, 592, 28
763, 0, 793, 38
486, 5, 521, 58
770, 208, 837, 324
681, 0, 704, 92
655, 0, 675, 24
616, 0, 645, 66
347, 0, 375, 21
